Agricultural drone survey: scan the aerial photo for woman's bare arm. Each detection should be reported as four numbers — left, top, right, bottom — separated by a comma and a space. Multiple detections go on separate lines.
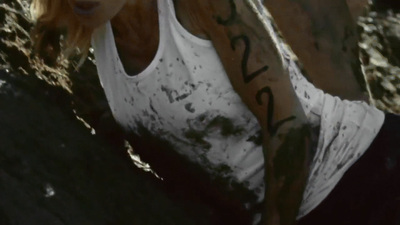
263, 0, 370, 102
182, 1, 314, 224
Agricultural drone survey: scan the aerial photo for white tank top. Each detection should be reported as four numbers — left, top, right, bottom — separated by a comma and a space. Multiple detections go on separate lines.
91, 0, 385, 219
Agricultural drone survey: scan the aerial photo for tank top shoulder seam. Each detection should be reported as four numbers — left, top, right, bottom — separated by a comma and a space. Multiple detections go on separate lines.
166, 0, 213, 47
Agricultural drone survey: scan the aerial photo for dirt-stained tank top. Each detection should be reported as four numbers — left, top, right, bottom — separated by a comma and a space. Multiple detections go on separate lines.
91, 0, 385, 219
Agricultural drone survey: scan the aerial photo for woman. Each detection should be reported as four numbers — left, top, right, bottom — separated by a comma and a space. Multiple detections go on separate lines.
30, 0, 397, 224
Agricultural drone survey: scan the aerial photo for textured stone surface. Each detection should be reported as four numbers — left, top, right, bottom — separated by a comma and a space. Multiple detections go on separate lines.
359, 5, 400, 112
0, 69, 218, 225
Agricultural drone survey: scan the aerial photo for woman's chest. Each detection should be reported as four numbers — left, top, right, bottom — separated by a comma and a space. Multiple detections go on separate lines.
112, 1, 209, 76
107, 49, 254, 138
104, 59, 261, 178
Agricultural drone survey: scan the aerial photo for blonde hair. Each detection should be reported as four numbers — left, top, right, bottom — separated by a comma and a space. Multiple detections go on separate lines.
30, 0, 93, 65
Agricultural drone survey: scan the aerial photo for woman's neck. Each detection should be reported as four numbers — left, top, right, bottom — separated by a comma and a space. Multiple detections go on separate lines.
111, 0, 158, 39
110, 0, 159, 75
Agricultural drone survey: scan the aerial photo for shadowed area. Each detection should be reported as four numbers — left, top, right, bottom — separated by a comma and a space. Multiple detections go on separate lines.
0, 69, 213, 225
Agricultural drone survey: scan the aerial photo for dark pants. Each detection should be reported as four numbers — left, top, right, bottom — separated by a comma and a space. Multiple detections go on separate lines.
298, 113, 400, 225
